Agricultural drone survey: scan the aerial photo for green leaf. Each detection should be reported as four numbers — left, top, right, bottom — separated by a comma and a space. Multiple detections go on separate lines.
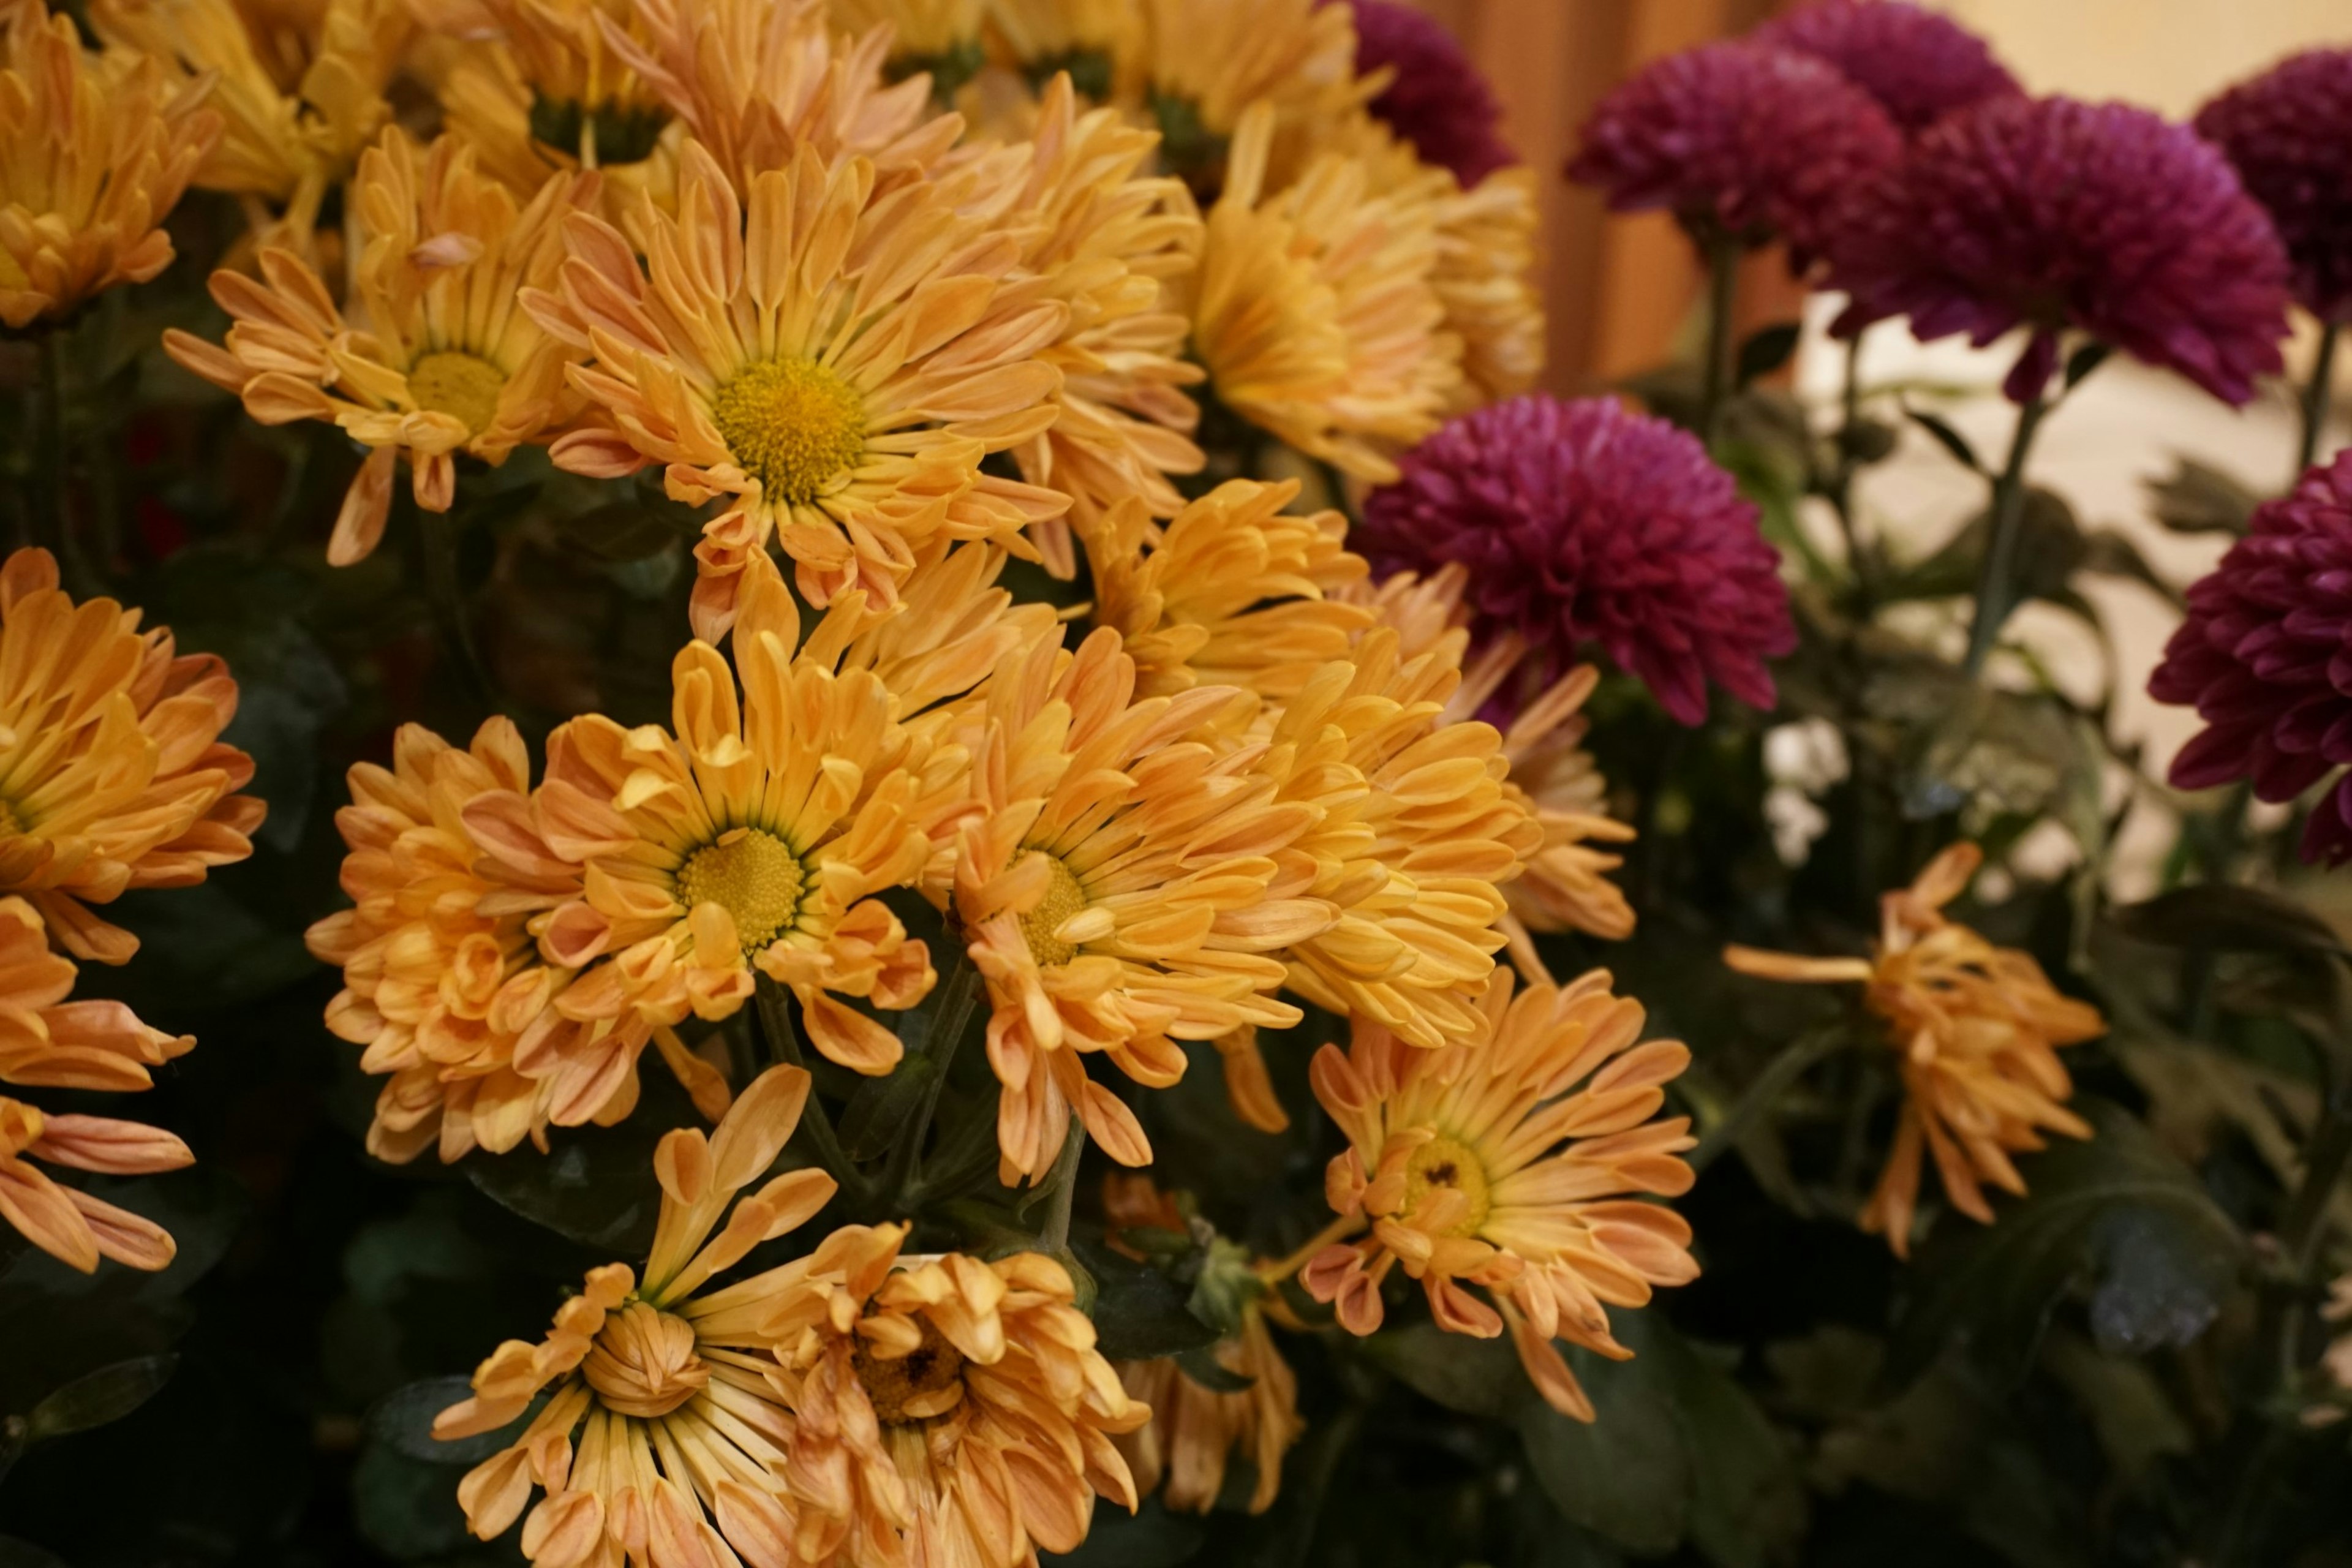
1645, 1325, 1806, 1568
1890, 1099, 2242, 1384
368, 1376, 530, 1466
1074, 1237, 1217, 1362
557, 501, 685, 563
21, 1355, 176, 1442
465, 1077, 687, 1253
2063, 341, 2112, 391
1905, 407, 1985, 474
1172, 1344, 1253, 1393
2110, 885, 2351, 963
835, 1055, 939, 1163
1359, 1321, 1522, 1420
352, 1438, 477, 1561
1736, 322, 1803, 387
1514, 1348, 1690, 1558
2144, 454, 2260, 535
1041, 1498, 1204, 1567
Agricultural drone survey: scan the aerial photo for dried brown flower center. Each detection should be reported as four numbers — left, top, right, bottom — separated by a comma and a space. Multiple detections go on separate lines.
582, 1300, 710, 1419
1403, 1134, 1492, 1235
709, 357, 866, 505
1019, 854, 1090, 968
852, 1320, 967, 1426
407, 350, 508, 437
676, 827, 806, 952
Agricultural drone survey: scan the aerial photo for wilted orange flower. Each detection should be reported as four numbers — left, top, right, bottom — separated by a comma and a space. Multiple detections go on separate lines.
764, 1219, 1150, 1566
1265, 626, 1537, 1052
94, 0, 407, 248
1079, 477, 1366, 702
0, 0, 218, 329
534, 138, 1069, 638
1301, 968, 1698, 1420
303, 717, 714, 1165
1000, 74, 1204, 576
0, 895, 192, 1273
165, 129, 595, 565
435, 1065, 839, 1567
0, 548, 261, 965
1174, 102, 1458, 486
1116, 1309, 1301, 1516
528, 564, 956, 1080
953, 624, 1321, 1182
1724, 842, 2105, 1257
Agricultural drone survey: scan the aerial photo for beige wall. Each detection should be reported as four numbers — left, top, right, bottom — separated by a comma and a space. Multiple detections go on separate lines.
1932, 0, 2348, 116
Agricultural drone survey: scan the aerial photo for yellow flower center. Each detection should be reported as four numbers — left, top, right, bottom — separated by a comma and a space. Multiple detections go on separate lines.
1019, 855, 1090, 968
1403, 1135, 1492, 1235
852, 1320, 968, 1426
582, 1300, 710, 1419
407, 350, 509, 437
676, 827, 807, 952
709, 357, 867, 505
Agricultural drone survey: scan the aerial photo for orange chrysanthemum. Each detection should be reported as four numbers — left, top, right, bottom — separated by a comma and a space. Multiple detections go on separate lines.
533, 137, 1069, 638
0, 0, 219, 329
1138, 0, 1355, 187
765, 1219, 1150, 1566
1724, 842, 2105, 1257
1302, 968, 1698, 1421
0, 897, 192, 1273
983, 0, 1136, 100
0, 548, 261, 965
436, 1065, 840, 1568
165, 129, 595, 565
1116, 1308, 1301, 1516
952, 624, 1321, 1182
527, 564, 967, 1080
1173, 102, 1459, 485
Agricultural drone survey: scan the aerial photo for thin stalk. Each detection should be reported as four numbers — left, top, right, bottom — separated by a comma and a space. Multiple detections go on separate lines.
1696, 228, 1742, 443
754, 974, 861, 1197
1036, 1116, 1085, 1254
1689, 1026, 1853, 1174
1828, 330, 1877, 607
1258, 1213, 1366, 1285
2296, 320, 2340, 479
32, 330, 69, 561
1960, 387, 2051, 677
880, 946, 982, 1207
418, 502, 498, 714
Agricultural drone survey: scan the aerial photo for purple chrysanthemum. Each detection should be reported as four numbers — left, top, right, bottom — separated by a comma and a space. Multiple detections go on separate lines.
1752, 0, 2019, 135
1828, 95, 2293, 404
2195, 49, 2352, 323
1343, 0, 1515, 186
1356, 395, 1794, 727
1566, 41, 1902, 263
2151, 453, 2352, 864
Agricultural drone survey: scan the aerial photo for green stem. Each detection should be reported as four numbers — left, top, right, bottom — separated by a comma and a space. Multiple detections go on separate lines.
1688, 1026, 1852, 1174
1828, 331, 1877, 608
1960, 385, 2051, 677
1038, 1115, 1085, 1254
418, 502, 498, 714
2297, 320, 2340, 480
32, 330, 69, 562
880, 945, 983, 1208
754, 974, 860, 1197
1697, 229, 1742, 443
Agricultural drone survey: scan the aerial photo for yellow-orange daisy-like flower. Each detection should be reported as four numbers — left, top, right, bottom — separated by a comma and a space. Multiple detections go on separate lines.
165, 129, 595, 566
982, 0, 1136, 100
529, 565, 959, 1081
1137, 0, 1354, 190
1264, 625, 1537, 1052
1080, 478, 1366, 702
1724, 843, 2105, 1258
952, 624, 1322, 1182
1000, 73, 1204, 578
303, 717, 723, 1166
1302, 968, 1699, 1421
0, 0, 218, 330
534, 138, 1069, 638
1174, 103, 1460, 486
94, 0, 407, 248
765, 1219, 1150, 1566
0, 548, 262, 965
435, 1065, 840, 1568
0, 897, 193, 1273
830, 0, 983, 95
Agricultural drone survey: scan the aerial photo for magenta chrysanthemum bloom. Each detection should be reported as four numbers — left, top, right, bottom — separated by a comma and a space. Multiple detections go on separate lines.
2195, 49, 2352, 323
1343, 0, 1515, 186
2152, 453, 2352, 864
1356, 395, 1794, 727
1566, 41, 1902, 263
1829, 95, 2293, 404
1752, 0, 2019, 135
